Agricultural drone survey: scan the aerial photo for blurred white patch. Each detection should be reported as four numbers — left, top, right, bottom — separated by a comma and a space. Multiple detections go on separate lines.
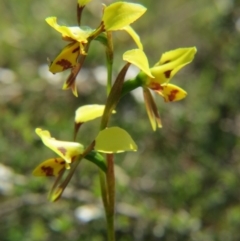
3, 28, 22, 46
0, 164, 14, 195
115, 165, 130, 186
235, 18, 240, 32
153, 224, 165, 238
125, 65, 139, 80
75, 204, 102, 223
0, 68, 16, 84
116, 202, 140, 218
0, 68, 20, 102
75, 67, 90, 83
0, 164, 26, 195
92, 66, 107, 86
0, 84, 22, 103
139, 175, 155, 191
38, 64, 63, 85
130, 87, 144, 103
214, 0, 233, 14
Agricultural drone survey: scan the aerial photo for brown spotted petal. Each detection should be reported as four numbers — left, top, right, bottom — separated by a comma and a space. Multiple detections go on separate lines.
33, 157, 65, 177
49, 42, 80, 74
155, 83, 187, 102
35, 128, 84, 166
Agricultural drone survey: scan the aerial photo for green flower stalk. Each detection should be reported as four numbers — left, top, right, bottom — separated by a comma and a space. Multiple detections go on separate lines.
32, 1, 197, 240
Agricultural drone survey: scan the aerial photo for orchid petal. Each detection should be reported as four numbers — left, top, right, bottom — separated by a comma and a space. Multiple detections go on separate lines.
155, 83, 187, 102
46, 17, 91, 43
102, 2, 146, 31
151, 47, 197, 82
157, 47, 197, 66
49, 42, 79, 74
75, 104, 116, 124
123, 49, 154, 78
35, 128, 84, 165
33, 158, 65, 176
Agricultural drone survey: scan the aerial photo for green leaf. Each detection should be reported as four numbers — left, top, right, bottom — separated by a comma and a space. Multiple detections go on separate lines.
123, 49, 154, 78
84, 151, 107, 172
95, 127, 137, 153
102, 2, 146, 31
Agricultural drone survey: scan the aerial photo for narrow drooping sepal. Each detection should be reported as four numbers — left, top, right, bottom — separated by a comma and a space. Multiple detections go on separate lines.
95, 127, 137, 153
121, 26, 143, 50
143, 88, 162, 131
102, 2, 146, 31
33, 158, 65, 176
62, 62, 83, 97
49, 187, 63, 202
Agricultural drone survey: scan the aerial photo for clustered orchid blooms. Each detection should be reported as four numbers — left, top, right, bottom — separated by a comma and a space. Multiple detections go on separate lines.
46, 1, 145, 96
33, 0, 197, 240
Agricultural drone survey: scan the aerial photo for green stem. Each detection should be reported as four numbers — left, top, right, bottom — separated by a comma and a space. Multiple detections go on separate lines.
120, 74, 143, 98
106, 153, 115, 241
99, 169, 109, 214
77, 5, 84, 26
106, 61, 113, 96
106, 32, 114, 95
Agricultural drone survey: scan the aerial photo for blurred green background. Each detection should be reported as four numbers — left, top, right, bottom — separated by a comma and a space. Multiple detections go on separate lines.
1, 0, 240, 240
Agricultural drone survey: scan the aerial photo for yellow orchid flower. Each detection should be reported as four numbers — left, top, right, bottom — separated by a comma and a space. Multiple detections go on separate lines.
123, 47, 197, 102
46, 17, 94, 74
122, 47, 197, 130
146, 47, 197, 102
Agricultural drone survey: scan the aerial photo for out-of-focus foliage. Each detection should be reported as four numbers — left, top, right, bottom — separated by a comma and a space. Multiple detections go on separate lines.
1, 0, 240, 240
